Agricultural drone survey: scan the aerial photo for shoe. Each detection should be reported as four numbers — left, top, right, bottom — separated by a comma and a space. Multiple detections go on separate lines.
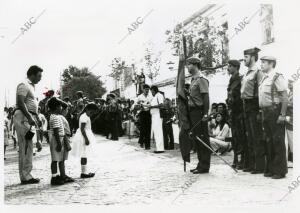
264, 173, 273, 177
51, 176, 64, 185
145, 147, 150, 150
63, 175, 75, 183
271, 174, 285, 179
231, 164, 237, 168
236, 164, 244, 170
193, 169, 209, 174
243, 168, 252, 172
80, 173, 95, 178
251, 170, 264, 174
21, 178, 40, 185
190, 168, 198, 173
153, 151, 165, 154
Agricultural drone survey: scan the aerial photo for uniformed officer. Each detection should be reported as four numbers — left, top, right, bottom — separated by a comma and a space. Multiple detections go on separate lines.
259, 56, 288, 179
186, 56, 211, 174
241, 47, 265, 173
226, 59, 247, 169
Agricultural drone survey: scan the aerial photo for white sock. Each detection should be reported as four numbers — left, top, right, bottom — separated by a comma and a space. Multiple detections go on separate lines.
81, 165, 87, 174
52, 173, 58, 177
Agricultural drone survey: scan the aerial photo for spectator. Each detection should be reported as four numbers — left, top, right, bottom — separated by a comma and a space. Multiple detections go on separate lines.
161, 98, 175, 150
150, 85, 165, 153
209, 113, 232, 154
38, 107, 48, 143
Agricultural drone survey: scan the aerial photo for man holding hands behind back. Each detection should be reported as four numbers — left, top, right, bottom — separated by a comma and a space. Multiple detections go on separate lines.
14, 65, 43, 184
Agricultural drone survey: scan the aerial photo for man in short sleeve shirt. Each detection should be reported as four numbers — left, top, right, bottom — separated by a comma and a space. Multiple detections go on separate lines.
136, 84, 153, 149
13, 65, 43, 184
259, 56, 288, 179
241, 47, 265, 174
186, 56, 211, 174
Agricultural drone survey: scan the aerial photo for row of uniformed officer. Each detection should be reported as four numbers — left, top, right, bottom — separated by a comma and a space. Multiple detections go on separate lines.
229, 48, 288, 179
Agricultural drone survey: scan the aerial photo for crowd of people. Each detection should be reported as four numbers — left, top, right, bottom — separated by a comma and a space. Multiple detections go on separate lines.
3, 46, 294, 186
3, 65, 179, 186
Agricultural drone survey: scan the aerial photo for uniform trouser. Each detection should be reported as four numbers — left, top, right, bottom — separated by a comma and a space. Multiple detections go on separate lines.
262, 107, 287, 176
13, 111, 34, 181
189, 107, 211, 171
231, 113, 247, 166
163, 122, 174, 149
243, 102, 265, 171
151, 113, 165, 151
138, 111, 151, 148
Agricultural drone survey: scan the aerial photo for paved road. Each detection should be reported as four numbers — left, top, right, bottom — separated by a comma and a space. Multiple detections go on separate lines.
4, 135, 294, 205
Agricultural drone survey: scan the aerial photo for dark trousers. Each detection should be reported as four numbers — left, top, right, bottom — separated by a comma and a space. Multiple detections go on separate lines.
190, 107, 211, 171
231, 112, 247, 166
243, 100, 265, 171
163, 122, 174, 149
109, 113, 119, 140
262, 107, 287, 176
138, 111, 151, 149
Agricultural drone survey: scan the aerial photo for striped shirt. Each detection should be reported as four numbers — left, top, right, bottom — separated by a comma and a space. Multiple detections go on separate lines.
49, 114, 65, 136
60, 115, 71, 135
16, 79, 38, 114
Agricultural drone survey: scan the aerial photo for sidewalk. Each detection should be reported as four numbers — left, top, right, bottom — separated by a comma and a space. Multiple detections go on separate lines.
4, 135, 294, 205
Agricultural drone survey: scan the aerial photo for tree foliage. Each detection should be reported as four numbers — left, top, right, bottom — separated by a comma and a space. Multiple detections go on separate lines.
165, 15, 229, 75
144, 47, 162, 82
61, 65, 106, 100
109, 58, 134, 89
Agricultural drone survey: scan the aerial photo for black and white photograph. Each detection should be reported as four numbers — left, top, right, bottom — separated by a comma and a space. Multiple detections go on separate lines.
1, 0, 299, 211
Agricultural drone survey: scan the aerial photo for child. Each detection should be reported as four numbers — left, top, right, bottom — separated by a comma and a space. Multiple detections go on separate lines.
48, 97, 73, 185
60, 102, 74, 183
71, 103, 98, 178
38, 107, 48, 144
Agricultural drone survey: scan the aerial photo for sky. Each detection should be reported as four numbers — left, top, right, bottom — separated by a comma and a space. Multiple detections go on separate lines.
1, 0, 300, 106
1, 0, 209, 105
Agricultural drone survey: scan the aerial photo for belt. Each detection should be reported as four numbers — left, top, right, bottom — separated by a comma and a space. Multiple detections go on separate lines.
242, 98, 258, 104
12, 108, 38, 117
15, 108, 38, 116
261, 104, 280, 111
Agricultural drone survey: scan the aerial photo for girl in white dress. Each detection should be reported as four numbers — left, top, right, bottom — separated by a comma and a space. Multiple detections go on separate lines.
71, 103, 98, 178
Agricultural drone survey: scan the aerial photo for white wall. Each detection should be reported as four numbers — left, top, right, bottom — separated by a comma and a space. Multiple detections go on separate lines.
228, 3, 299, 79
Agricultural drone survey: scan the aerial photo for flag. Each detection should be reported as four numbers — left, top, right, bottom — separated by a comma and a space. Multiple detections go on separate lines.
176, 35, 192, 163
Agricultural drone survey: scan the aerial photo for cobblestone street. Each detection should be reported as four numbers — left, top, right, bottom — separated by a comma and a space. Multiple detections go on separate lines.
4, 135, 294, 206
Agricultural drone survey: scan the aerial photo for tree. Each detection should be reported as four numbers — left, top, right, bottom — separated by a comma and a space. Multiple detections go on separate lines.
165, 15, 229, 76
61, 65, 106, 100
144, 45, 162, 83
